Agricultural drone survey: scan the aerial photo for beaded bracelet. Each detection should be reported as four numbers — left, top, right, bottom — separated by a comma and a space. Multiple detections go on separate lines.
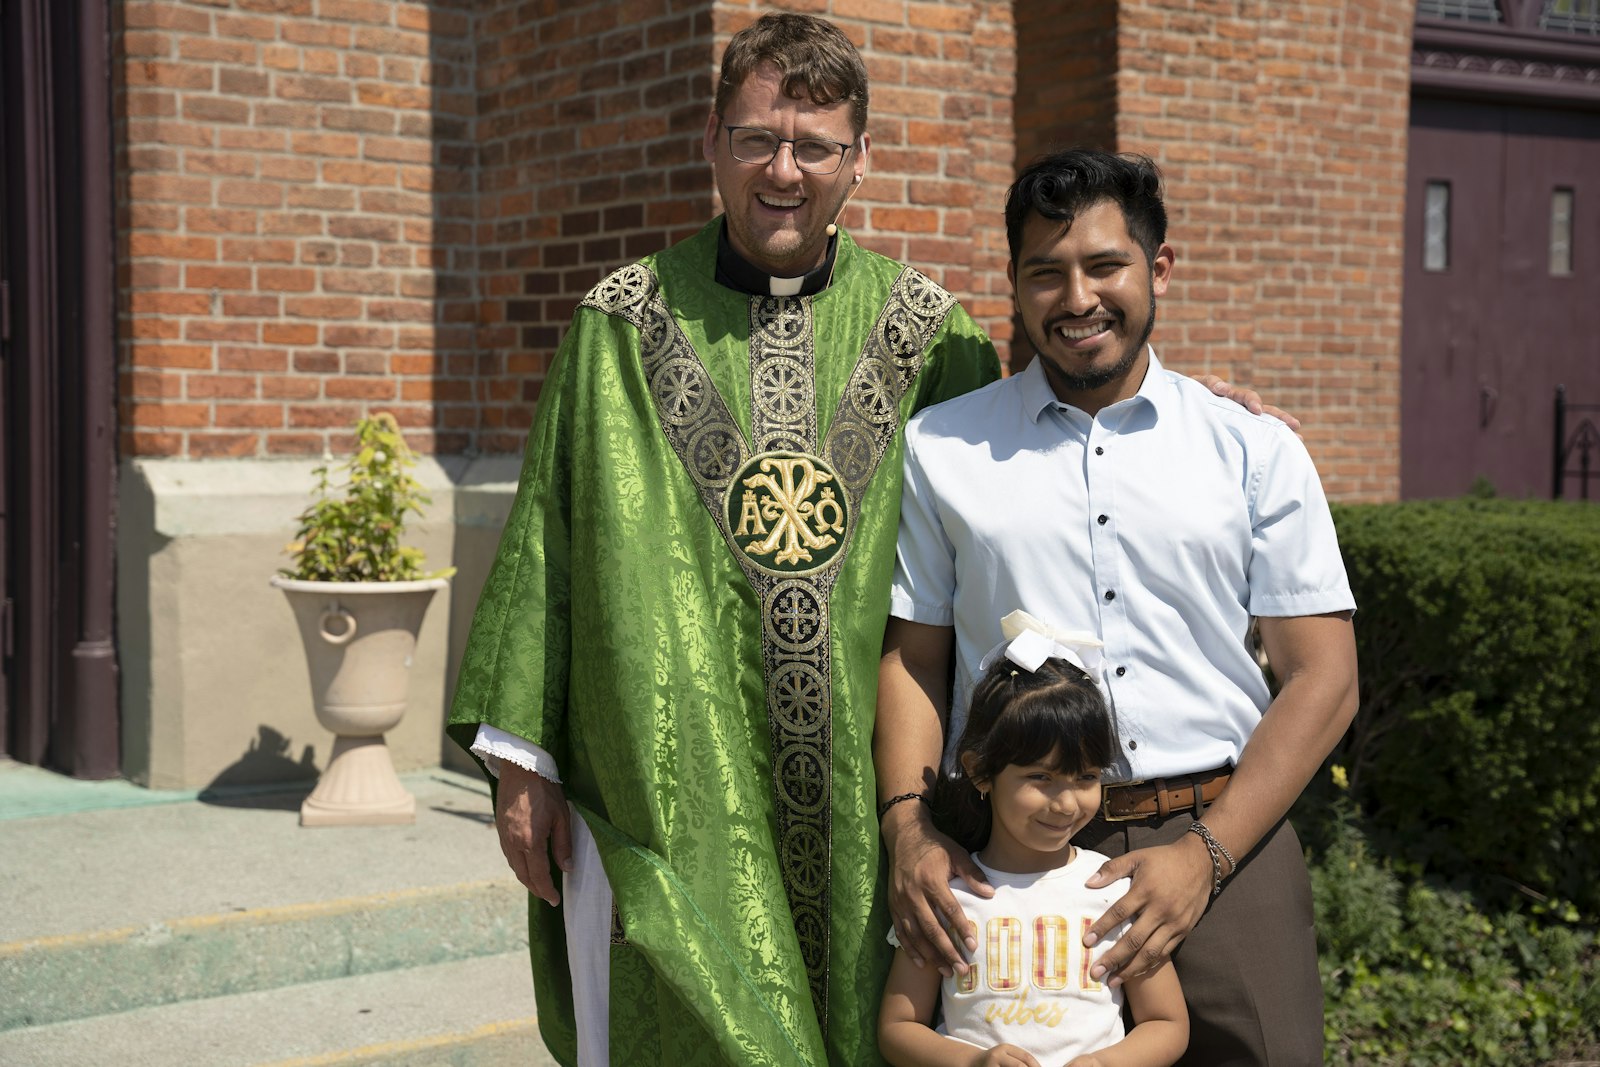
877, 791, 929, 821
1187, 820, 1236, 898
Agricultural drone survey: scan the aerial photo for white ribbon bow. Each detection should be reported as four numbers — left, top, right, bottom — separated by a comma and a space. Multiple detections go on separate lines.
977, 610, 1105, 683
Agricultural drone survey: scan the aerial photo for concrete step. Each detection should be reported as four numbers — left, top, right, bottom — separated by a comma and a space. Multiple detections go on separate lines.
1, 879, 528, 1030
0, 765, 562, 1065
0, 952, 554, 1067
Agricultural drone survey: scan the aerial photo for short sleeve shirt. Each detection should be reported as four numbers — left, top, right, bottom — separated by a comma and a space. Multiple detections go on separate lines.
889, 350, 1355, 780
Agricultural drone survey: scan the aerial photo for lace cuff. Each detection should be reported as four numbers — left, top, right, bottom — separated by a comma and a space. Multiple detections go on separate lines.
470, 723, 563, 783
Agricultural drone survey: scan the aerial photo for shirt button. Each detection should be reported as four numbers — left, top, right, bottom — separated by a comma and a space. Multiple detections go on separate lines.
1116, 666, 1126, 677
1097, 514, 1108, 525
1095, 446, 1104, 456
1128, 740, 1138, 750
1104, 590, 1115, 601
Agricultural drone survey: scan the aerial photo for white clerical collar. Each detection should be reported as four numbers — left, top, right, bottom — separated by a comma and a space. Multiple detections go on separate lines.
714, 220, 839, 297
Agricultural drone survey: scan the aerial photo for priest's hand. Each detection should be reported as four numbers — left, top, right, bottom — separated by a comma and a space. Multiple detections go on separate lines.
882, 802, 991, 977
1195, 373, 1302, 433
495, 760, 573, 906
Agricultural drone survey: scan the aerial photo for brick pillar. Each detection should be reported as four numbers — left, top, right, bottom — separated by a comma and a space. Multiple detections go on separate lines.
472, 0, 718, 453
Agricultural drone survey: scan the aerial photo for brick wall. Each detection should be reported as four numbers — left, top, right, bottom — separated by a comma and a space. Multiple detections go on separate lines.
1111, 0, 1412, 501
116, 0, 1016, 459
116, 0, 477, 458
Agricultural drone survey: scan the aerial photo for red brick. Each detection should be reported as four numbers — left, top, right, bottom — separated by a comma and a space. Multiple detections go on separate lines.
127, 290, 212, 316
223, 295, 282, 316
217, 180, 284, 208
128, 234, 217, 260
188, 432, 262, 458
215, 403, 285, 428
186, 375, 259, 399
257, 267, 317, 292
326, 378, 396, 400
222, 239, 297, 264
218, 347, 289, 372
185, 321, 259, 343
185, 265, 252, 290
131, 401, 211, 428
262, 377, 322, 400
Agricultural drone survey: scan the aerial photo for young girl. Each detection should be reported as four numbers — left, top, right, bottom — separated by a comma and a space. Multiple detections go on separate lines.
879, 617, 1188, 1067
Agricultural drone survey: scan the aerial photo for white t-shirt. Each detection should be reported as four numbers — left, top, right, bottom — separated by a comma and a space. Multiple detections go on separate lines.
891, 848, 1130, 1062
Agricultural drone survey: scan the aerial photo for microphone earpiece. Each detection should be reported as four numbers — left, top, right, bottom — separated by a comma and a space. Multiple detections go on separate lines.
826, 174, 862, 238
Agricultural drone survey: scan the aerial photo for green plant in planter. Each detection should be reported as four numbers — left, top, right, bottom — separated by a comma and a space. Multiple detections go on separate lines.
281, 412, 455, 582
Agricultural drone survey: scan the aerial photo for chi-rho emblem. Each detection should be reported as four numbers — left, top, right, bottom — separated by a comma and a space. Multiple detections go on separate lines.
725, 451, 849, 576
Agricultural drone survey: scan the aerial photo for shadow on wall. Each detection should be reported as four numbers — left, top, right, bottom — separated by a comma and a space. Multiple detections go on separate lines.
198, 726, 319, 810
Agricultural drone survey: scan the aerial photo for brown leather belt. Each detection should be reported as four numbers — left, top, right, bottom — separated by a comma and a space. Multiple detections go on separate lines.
1101, 766, 1231, 822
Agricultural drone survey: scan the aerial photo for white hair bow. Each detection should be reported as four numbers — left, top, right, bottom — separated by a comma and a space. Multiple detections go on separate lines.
977, 610, 1105, 683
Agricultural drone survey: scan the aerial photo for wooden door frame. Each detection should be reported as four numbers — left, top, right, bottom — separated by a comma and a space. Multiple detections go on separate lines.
1, 0, 119, 777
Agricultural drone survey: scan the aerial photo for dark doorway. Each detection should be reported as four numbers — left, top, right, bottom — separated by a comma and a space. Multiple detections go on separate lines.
1, 0, 120, 777
1402, 98, 1600, 499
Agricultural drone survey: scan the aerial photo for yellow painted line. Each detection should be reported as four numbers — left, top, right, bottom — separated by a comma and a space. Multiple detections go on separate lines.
255, 1017, 540, 1067
0, 878, 522, 958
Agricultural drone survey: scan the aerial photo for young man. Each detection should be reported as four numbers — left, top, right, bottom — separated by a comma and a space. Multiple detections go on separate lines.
876, 149, 1358, 1064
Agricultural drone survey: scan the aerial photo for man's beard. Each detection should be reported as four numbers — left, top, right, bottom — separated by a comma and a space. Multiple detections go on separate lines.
1032, 290, 1157, 393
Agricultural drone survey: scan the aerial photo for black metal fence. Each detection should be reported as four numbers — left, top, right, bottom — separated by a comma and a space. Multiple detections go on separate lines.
1553, 385, 1600, 501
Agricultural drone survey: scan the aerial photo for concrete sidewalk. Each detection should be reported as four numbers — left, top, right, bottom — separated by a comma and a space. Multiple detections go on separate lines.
0, 758, 559, 1066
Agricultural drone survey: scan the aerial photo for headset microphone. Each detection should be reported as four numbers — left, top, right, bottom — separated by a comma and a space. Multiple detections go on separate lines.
825, 174, 864, 238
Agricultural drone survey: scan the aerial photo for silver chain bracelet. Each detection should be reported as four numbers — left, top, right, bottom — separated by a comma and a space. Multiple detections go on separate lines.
1187, 820, 1236, 898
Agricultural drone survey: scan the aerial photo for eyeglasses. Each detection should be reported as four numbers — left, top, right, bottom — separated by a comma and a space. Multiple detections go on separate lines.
723, 125, 856, 175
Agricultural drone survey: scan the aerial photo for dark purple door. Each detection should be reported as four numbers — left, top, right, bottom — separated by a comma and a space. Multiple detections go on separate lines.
1402, 97, 1600, 499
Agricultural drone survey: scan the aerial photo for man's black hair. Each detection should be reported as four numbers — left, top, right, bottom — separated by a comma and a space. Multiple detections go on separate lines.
1005, 148, 1167, 267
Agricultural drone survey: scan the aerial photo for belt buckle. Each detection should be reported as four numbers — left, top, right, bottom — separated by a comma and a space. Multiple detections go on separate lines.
1100, 779, 1149, 823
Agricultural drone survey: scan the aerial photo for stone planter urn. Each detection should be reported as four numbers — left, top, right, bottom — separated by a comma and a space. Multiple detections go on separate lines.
272, 575, 449, 827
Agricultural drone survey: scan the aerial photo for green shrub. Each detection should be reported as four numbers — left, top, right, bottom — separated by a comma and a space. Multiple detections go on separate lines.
281, 412, 454, 583
1328, 499, 1600, 915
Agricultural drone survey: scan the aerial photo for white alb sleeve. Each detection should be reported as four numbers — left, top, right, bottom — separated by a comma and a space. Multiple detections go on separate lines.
470, 723, 563, 782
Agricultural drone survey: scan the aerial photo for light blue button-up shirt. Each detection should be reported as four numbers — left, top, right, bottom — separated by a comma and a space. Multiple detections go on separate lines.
890, 350, 1356, 782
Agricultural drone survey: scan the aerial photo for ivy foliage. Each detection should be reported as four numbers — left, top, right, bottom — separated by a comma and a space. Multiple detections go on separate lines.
1307, 786, 1600, 1065
281, 412, 455, 583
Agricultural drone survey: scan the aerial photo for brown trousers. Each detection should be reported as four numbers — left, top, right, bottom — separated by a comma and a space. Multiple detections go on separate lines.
1075, 813, 1324, 1066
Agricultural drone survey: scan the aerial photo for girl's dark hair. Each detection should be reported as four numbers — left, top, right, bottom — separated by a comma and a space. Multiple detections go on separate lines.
933, 657, 1117, 852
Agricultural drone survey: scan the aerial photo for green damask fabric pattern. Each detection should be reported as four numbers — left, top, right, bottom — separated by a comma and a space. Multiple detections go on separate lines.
448, 218, 999, 1067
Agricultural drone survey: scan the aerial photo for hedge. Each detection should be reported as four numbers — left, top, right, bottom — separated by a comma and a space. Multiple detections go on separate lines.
1325, 499, 1600, 915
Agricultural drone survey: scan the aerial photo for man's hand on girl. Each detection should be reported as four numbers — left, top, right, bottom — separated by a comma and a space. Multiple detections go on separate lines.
883, 805, 992, 975
1080, 833, 1214, 985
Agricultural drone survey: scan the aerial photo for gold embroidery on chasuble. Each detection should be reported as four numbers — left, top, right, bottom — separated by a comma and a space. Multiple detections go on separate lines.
580, 262, 956, 1023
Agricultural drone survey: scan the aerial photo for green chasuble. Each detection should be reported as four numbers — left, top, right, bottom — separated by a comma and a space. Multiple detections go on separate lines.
449, 218, 999, 1067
